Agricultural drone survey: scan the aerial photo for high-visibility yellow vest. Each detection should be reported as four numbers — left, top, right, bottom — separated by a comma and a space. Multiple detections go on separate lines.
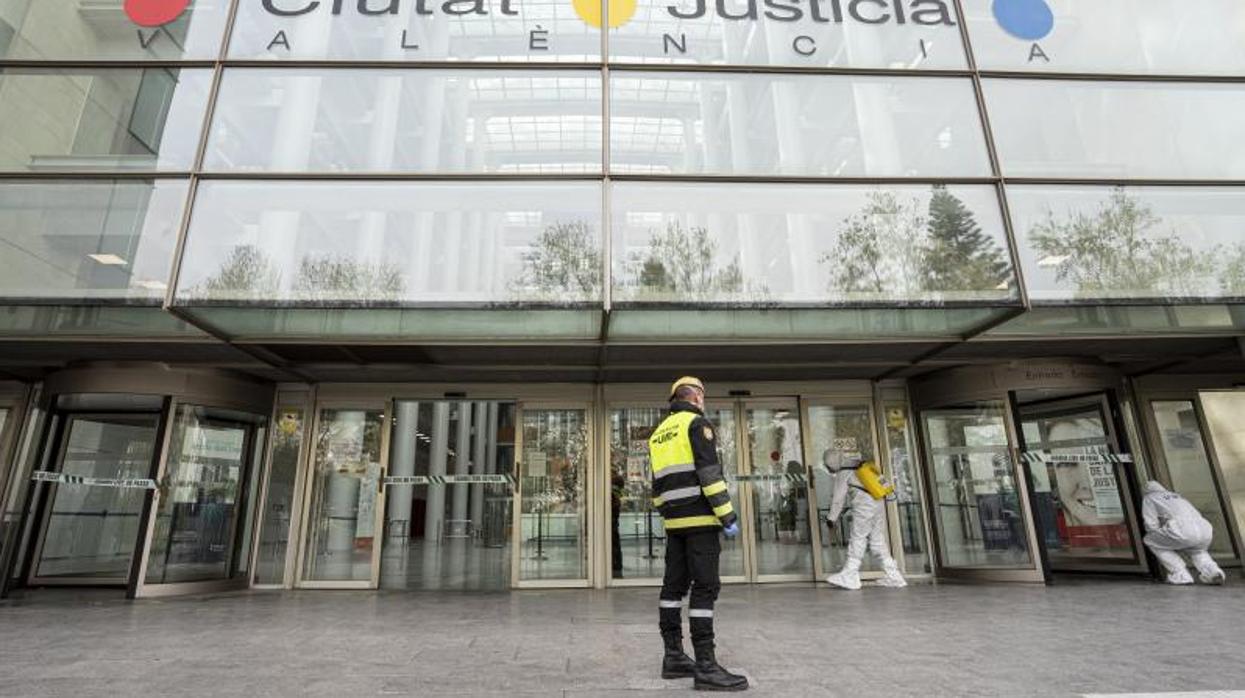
648, 411, 726, 530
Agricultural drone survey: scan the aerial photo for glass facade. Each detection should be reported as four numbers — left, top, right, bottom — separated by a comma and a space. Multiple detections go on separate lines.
1, 0, 1240, 337
1, 0, 1244, 594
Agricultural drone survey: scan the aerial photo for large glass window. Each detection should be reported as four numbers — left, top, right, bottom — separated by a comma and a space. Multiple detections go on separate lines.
1008, 186, 1245, 302
985, 80, 1245, 180
611, 182, 1016, 305
206, 69, 602, 174
228, 0, 598, 62
0, 179, 188, 301
610, 73, 989, 176
0, 68, 211, 172
0, 0, 230, 60
610, 0, 966, 68
175, 180, 603, 306
963, 0, 1245, 75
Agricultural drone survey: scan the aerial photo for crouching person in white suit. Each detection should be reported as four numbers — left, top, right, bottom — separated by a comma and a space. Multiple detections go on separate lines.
823, 452, 906, 590
1142, 481, 1226, 586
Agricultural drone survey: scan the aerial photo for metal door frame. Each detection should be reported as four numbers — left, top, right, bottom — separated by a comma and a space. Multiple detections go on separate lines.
801, 395, 907, 583
1137, 390, 1244, 568
26, 409, 168, 588
293, 398, 392, 590
1013, 392, 1149, 575
914, 398, 1047, 584
733, 396, 814, 583
600, 400, 682, 588
0, 385, 33, 523
512, 400, 595, 590
379, 397, 521, 591
249, 387, 316, 590
135, 406, 268, 598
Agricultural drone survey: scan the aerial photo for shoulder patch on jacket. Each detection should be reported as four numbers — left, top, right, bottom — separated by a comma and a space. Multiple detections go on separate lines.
702, 425, 714, 441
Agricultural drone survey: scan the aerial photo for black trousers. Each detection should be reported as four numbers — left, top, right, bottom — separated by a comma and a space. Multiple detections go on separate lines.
611, 512, 623, 572
658, 529, 721, 648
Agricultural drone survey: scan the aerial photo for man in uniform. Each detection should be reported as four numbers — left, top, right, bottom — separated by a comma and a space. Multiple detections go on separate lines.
648, 376, 748, 692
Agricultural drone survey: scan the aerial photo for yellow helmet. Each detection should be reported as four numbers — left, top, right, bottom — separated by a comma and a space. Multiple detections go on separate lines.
668, 376, 706, 401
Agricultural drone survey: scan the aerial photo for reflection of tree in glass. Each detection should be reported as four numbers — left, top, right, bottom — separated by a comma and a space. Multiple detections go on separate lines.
925, 186, 1012, 293
294, 254, 404, 301
196, 244, 281, 299
514, 220, 602, 300
1219, 245, 1245, 296
1029, 188, 1217, 298
630, 221, 747, 300
823, 191, 930, 297
824, 189, 1012, 299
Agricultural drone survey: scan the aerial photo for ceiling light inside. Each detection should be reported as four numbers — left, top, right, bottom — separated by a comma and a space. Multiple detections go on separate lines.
88, 253, 128, 266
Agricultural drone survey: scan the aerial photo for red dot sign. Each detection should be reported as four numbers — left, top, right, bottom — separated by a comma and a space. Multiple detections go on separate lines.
124, 0, 191, 27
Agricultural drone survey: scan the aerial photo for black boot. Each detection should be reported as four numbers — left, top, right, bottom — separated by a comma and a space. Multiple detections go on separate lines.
693, 642, 748, 691
661, 635, 696, 679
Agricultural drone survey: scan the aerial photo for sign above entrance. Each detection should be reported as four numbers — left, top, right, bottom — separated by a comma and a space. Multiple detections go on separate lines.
229, 0, 967, 67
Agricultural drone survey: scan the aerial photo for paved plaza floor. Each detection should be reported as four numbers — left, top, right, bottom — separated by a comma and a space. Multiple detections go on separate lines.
2, 579, 1244, 697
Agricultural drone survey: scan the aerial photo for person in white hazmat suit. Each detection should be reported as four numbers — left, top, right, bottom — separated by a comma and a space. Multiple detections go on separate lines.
823, 451, 907, 590
1142, 481, 1226, 585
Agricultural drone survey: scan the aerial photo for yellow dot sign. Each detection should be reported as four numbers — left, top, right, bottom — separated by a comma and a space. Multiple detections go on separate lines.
572, 0, 637, 28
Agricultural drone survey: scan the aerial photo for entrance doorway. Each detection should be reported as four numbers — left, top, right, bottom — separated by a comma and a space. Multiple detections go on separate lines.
10, 369, 274, 598
608, 397, 816, 585
296, 397, 593, 590
30, 412, 162, 584
912, 362, 1150, 583
1016, 395, 1146, 574
381, 400, 517, 591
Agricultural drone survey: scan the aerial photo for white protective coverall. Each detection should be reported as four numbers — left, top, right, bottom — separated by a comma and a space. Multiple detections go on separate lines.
824, 455, 906, 590
1142, 481, 1226, 585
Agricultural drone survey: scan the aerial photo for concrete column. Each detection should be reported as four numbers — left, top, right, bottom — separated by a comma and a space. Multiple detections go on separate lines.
424, 402, 450, 544
451, 402, 472, 525
470, 401, 489, 528
383, 401, 419, 587
388, 401, 419, 530
325, 410, 364, 578
486, 403, 500, 476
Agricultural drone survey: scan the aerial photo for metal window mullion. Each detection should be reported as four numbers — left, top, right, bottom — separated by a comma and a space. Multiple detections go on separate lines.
161, 0, 243, 312
951, 0, 1030, 311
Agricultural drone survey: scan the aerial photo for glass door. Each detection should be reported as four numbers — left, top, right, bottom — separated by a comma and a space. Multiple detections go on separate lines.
514, 404, 591, 587
739, 399, 812, 582
382, 400, 517, 591
142, 406, 266, 588
1145, 399, 1239, 563
920, 403, 1044, 582
608, 404, 669, 583
1017, 396, 1146, 573
804, 401, 881, 580
31, 413, 161, 584
297, 404, 389, 588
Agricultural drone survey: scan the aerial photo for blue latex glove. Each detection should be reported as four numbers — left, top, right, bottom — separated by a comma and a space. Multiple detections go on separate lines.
722, 522, 740, 538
